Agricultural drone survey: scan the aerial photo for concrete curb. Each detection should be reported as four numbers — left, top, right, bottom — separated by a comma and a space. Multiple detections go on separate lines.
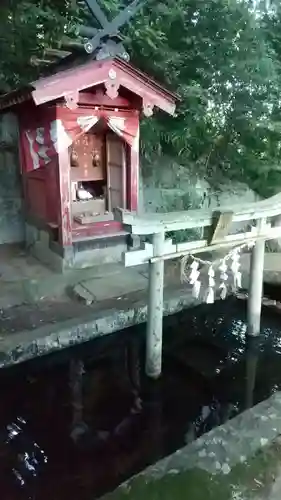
103, 391, 281, 499
144, 391, 281, 479
0, 285, 198, 368
1, 266, 281, 369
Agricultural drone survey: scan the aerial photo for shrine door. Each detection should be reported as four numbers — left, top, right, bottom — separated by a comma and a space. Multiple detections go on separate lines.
106, 133, 127, 211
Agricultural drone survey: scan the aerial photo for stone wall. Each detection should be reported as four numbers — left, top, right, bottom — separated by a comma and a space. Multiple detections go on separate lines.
139, 156, 260, 240
140, 156, 259, 216
0, 113, 24, 244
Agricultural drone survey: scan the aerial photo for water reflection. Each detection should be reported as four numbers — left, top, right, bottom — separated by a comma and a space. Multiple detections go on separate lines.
245, 338, 259, 410
69, 358, 89, 444
0, 298, 281, 500
0, 416, 47, 497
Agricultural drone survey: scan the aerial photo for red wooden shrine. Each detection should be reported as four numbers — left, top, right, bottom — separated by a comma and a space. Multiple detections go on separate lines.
0, 57, 177, 269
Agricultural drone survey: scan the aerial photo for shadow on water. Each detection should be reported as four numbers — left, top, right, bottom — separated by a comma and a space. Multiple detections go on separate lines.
1, 296, 281, 499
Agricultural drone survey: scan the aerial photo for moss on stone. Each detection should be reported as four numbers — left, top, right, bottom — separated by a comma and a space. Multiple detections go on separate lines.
102, 437, 281, 500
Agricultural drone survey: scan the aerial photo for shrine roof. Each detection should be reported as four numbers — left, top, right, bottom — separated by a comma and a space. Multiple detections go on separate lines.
0, 57, 178, 116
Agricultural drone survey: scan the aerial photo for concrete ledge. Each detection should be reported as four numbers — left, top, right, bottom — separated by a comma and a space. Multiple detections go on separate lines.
0, 285, 198, 368
145, 391, 281, 478
102, 391, 281, 500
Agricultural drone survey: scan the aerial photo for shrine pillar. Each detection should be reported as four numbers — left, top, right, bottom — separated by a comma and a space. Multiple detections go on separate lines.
55, 118, 73, 267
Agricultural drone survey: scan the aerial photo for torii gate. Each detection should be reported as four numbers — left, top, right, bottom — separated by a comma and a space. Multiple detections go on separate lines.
114, 192, 281, 378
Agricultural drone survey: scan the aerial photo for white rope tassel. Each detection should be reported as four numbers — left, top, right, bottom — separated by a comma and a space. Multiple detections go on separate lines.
219, 259, 228, 300
235, 270, 242, 289
182, 259, 201, 299
180, 239, 251, 301
206, 287, 215, 304
188, 260, 200, 282
205, 265, 215, 304
230, 249, 242, 290
189, 260, 201, 298
192, 279, 201, 299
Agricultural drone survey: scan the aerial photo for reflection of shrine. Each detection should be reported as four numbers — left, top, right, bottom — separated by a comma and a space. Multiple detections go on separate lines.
0, 58, 177, 270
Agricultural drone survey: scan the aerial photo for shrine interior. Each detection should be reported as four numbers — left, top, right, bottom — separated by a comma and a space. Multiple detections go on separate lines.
70, 122, 126, 229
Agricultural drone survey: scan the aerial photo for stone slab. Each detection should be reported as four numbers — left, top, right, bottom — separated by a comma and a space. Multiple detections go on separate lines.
72, 283, 95, 305
79, 268, 149, 301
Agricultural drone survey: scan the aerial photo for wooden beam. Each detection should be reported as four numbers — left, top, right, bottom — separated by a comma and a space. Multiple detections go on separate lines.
56, 131, 72, 249
209, 211, 233, 244
31, 57, 177, 113
122, 224, 281, 267
150, 229, 278, 263
175, 223, 273, 254
114, 193, 281, 234
78, 91, 131, 107
30, 56, 52, 66
150, 226, 279, 264
44, 48, 71, 58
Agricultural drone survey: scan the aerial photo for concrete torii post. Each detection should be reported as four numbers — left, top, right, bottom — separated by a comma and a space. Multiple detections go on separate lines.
247, 218, 266, 337
115, 194, 281, 379
145, 231, 165, 379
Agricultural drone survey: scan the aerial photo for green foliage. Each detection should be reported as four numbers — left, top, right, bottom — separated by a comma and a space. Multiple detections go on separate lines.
0, 0, 81, 89
122, 0, 281, 196
1, 0, 281, 196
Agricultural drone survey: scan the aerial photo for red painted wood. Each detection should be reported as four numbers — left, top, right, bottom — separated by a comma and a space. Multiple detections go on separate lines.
32, 60, 109, 106
31, 59, 177, 116
19, 105, 61, 226
129, 148, 138, 211
72, 220, 123, 239
0, 58, 178, 114
13, 57, 175, 251
26, 168, 46, 180
57, 148, 72, 246
79, 90, 131, 108
21, 102, 49, 219
128, 123, 139, 212
46, 159, 60, 225
71, 132, 105, 182
26, 174, 47, 219
106, 133, 124, 210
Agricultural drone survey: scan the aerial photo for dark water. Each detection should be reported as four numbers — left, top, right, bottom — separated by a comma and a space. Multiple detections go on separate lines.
1, 296, 281, 500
